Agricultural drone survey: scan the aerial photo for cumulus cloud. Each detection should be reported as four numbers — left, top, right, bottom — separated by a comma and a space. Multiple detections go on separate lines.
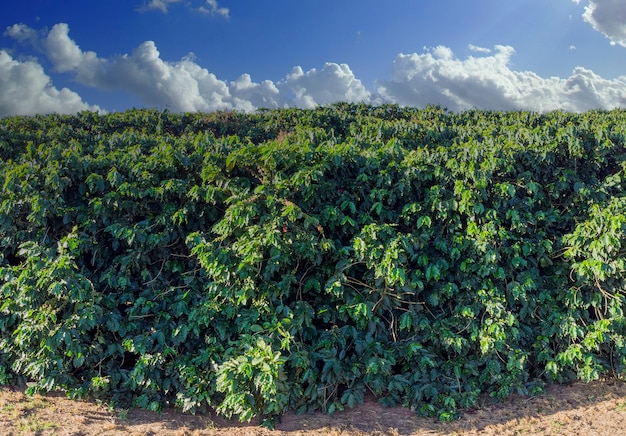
0, 50, 100, 116
88, 41, 233, 111
376, 45, 626, 112
229, 74, 280, 111
4, 23, 369, 113
279, 63, 370, 109
2, 22, 626, 116
561, 66, 626, 110
574, 0, 626, 47
42, 23, 97, 72
10, 23, 232, 111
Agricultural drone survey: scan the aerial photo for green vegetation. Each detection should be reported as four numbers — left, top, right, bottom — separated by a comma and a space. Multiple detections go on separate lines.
1, 103, 626, 425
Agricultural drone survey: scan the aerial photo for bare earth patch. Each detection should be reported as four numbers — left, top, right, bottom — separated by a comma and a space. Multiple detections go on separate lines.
3, 379, 626, 435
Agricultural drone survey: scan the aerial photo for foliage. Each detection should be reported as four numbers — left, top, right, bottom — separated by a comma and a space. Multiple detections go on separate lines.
1, 104, 626, 423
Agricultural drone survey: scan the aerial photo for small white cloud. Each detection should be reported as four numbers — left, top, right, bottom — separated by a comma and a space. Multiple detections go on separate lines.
141, 0, 183, 13
4, 23, 39, 45
199, 0, 229, 18
0, 50, 100, 116
432, 45, 454, 60
569, 45, 577, 50
575, 0, 626, 47
142, 0, 229, 17
468, 44, 491, 54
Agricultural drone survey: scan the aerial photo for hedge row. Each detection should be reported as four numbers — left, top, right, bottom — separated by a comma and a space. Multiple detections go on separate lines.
1, 104, 626, 424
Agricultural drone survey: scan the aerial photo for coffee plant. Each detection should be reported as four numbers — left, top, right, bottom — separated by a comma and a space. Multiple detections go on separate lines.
1, 104, 626, 424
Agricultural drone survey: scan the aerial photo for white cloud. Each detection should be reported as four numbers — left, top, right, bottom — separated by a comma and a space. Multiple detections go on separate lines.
468, 44, 491, 54
4, 23, 38, 45
562, 66, 626, 110
574, 0, 626, 47
141, 0, 183, 13
91, 41, 233, 111
199, 0, 229, 18
3, 23, 626, 116
278, 63, 370, 109
5, 23, 370, 113
42, 23, 96, 73
376, 45, 626, 112
15, 24, 233, 112
0, 50, 100, 116
230, 74, 280, 111
432, 45, 454, 60
141, 0, 228, 17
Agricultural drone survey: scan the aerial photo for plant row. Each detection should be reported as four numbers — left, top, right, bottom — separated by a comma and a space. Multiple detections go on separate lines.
1, 104, 626, 423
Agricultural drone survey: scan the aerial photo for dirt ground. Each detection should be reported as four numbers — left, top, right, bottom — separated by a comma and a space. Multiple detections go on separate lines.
3, 379, 626, 435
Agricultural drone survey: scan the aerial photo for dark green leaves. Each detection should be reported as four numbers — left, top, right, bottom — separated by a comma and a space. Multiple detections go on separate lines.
2, 105, 626, 424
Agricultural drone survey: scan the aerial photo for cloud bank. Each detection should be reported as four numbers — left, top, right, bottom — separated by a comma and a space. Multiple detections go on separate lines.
1, 22, 625, 116
575, 0, 626, 47
377, 45, 626, 112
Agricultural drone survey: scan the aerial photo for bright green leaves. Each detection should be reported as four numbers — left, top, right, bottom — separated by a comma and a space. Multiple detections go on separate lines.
353, 223, 407, 287
216, 337, 288, 425
556, 197, 626, 375
563, 197, 626, 315
0, 231, 102, 391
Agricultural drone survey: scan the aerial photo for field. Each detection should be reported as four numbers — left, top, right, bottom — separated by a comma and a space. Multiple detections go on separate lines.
3, 380, 626, 435
3, 104, 626, 427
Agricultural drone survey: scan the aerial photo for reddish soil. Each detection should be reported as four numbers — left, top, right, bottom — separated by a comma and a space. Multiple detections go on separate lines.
3, 379, 626, 435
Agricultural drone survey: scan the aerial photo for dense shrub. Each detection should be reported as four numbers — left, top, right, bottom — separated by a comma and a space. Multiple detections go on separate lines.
1, 104, 626, 424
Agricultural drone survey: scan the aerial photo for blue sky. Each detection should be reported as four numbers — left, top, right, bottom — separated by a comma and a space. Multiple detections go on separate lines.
0, 0, 625, 116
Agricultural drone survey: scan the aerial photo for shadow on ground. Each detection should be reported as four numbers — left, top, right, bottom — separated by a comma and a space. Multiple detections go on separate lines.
3, 379, 626, 435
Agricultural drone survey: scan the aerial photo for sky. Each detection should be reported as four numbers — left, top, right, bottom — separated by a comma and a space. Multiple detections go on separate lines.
0, 0, 625, 116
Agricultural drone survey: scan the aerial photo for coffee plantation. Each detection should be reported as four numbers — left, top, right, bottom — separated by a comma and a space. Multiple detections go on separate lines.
1, 104, 626, 424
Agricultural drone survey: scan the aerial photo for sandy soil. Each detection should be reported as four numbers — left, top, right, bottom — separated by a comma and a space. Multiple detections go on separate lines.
2, 379, 626, 435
